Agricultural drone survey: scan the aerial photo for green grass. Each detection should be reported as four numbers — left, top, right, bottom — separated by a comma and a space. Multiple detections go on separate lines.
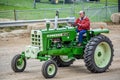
100, 0, 118, 4
0, 4, 29, 10
0, 0, 118, 22
0, 0, 33, 8
0, 0, 118, 10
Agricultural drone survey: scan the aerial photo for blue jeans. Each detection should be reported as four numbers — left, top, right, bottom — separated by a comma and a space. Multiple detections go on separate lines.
76, 30, 86, 43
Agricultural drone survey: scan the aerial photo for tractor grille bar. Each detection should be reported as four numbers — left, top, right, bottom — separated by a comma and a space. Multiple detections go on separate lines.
31, 30, 43, 51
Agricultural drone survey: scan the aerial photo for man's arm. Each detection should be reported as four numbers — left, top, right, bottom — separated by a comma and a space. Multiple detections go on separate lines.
69, 18, 79, 27
81, 18, 90, 30
73, 18, 79, 27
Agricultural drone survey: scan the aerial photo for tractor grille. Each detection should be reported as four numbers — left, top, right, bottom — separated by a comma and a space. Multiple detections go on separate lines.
31, 34, 41, 46
31, 30, 43, 51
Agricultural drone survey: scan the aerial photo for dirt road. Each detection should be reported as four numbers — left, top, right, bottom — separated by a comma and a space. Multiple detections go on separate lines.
0, 24, 120, 80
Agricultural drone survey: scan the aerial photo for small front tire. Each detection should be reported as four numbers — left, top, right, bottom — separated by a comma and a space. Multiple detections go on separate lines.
42, 60, 58, 78
11, 54, 26, 72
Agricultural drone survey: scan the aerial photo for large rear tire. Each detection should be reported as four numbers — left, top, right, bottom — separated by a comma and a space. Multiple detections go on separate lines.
52, 56, 74, 67
84, 35, 114, 73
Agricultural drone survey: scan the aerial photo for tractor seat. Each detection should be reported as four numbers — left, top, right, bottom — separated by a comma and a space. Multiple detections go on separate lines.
83, 33, 87, 37
77, 32, 87, 37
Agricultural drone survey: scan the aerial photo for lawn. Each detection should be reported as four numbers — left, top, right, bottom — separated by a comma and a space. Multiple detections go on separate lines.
0, 0, 118, 22
0, 0, 118, 9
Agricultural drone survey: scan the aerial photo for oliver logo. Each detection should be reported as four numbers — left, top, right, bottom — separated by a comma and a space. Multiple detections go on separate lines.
47, 33, 69, 37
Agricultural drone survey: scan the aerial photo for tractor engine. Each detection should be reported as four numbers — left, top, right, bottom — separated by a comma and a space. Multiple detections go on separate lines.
36, 27, 77, 51
51, 38, 62, 49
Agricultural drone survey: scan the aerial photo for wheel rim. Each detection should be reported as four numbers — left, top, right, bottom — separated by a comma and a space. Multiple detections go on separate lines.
94, 42, 111, 68
47, 64, 56, 75
16, 58, 24, 70
60, 56, 72, 62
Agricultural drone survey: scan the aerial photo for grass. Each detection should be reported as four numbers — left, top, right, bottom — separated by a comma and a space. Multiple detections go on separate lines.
0, 0, 118, 22
100, 0, 118, 4
0, 0, 118, 9
0, 4, 29, 10
0, 0, 117, 10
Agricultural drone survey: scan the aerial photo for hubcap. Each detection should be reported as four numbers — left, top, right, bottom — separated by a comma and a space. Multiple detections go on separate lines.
94, 42, 111, 68
16, 58, 24, 69
60, 56, 72, 62
47, 64, 55, 75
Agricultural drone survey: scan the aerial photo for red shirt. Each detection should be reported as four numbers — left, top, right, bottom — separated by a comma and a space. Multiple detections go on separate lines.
75, 16, 90, 31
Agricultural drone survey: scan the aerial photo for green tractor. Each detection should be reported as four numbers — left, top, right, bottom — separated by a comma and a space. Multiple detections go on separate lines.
11, 17, 114, 78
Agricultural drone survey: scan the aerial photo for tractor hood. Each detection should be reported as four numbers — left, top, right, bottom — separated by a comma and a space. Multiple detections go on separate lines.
92, 28, 109, 35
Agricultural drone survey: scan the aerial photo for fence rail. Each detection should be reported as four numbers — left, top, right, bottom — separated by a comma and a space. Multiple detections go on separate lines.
0, 17, 75, 27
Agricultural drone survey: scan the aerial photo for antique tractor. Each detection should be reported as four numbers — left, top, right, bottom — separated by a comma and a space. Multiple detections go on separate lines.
11, 17, 114, 79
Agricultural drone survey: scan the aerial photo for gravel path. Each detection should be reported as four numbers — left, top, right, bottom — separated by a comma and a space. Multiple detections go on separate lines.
0, 24, 120, 80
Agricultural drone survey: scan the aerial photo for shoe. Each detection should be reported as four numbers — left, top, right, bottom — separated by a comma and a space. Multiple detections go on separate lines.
77, 43, 81, 46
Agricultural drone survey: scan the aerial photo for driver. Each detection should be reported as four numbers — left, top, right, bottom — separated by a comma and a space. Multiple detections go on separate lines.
74, 11, 90, 46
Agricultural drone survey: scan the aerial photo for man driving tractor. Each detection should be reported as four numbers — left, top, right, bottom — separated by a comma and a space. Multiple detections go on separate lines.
74, 11, 90, 46
11, 10, 113, 79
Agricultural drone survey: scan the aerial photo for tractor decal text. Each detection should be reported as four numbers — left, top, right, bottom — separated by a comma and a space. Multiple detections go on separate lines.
47, 33, 69, 37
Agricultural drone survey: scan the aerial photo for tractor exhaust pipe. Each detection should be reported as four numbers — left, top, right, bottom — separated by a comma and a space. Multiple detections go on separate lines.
54, 10, 59, 29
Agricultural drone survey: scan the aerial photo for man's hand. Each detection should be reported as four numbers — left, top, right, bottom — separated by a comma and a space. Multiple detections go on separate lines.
72, 23, 82, 27
69, 23, 77, 27
69, 22, 81, 27
72, 23, 79, 27
77, 23, 81, 26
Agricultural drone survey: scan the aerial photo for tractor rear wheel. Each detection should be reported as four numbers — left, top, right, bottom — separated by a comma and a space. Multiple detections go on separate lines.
52, 56, 74, 67
84, 35, 114, 73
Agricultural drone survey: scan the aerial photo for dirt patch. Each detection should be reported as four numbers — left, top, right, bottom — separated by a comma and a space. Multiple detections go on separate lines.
0, 24, 120, 80
0, 26, 27, 33
90, 22, 107, 29
0, 30, 29, 40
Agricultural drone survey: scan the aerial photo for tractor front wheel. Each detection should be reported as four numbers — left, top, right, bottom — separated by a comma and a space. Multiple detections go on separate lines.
84, 35, 114, 73
42, 60, 57, 78
11, 54, 26, 72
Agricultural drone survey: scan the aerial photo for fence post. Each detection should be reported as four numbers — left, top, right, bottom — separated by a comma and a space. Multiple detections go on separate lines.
70, 7, 74, 17
105, 0, 108, 20
14, 9, 17, 21
118, 0, 120, 12
33, 0, 36, 9
72, 1, 75, 17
